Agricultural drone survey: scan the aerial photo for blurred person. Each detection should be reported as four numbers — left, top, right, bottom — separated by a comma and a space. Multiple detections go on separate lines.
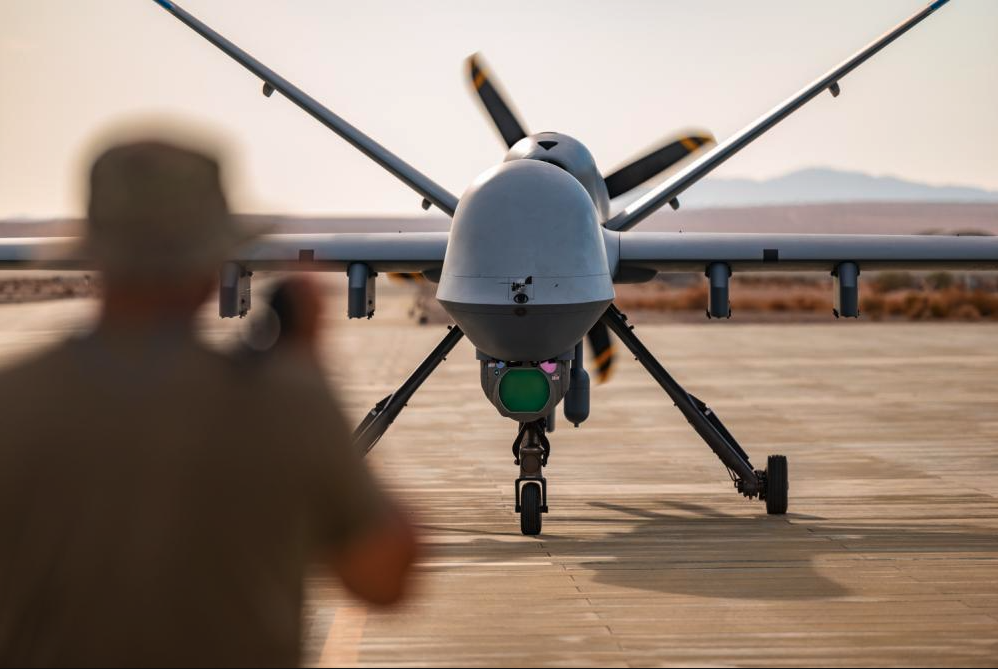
247, 276, 326, 359
0, 140, 416, 667
267, 277, 324, 355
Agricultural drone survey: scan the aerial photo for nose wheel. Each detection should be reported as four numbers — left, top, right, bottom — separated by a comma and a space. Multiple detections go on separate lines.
517, 480, 545, 535
512, 420, 550, 536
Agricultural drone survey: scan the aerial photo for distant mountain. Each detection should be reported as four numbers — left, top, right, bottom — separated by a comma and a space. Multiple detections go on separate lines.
4, 167, 997, 238
7, 203, 997, 239
624, 167, 998, 210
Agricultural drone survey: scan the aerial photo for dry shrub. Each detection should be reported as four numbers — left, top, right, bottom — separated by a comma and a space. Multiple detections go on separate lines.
870, 288, 998, 321
928, 295, 951, 319
873, 272, 919, 293
885, 296, 908, 316
614, 284, 707, 312
733, 296, 765, 311
903, 293, 929, 319
862, 294, 886, 320
737, 275, 823, 288
0, 277, 99, 303
953, 303, 982, 321
617, 296, 662, 311
791, 293, 830, 312
967, 290, 998, 317
925, 272, 955, 290
614, 274, 998, 321
675, 285, 707, 311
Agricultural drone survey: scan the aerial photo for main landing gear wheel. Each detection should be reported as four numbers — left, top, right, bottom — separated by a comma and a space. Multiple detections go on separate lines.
520, 483, 543, 536
764, 454, 789, 515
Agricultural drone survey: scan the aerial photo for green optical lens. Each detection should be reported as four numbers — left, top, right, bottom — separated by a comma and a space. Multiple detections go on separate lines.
498, 368, 550, 413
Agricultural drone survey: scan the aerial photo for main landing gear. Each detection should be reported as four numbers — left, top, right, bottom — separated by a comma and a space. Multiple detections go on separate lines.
356, 310, 788, 538
601, 304, 789, 515
354, 325, 465, 454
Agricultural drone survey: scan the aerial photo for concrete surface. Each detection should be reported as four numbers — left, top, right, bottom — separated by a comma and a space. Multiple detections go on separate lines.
1, 284, 996, 667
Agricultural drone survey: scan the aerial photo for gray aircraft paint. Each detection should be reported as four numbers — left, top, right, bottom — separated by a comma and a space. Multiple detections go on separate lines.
11, 230, 998, 277
614, 232, 998, 273
436, 159, 613, 361
505, 133, 611, 222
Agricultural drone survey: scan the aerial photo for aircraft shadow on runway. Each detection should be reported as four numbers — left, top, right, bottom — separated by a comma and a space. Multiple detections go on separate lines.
421, 495, 998, 601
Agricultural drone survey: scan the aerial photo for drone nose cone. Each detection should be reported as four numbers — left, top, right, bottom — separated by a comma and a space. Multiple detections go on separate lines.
437, 160, 614, 361
446, 160, 601, 279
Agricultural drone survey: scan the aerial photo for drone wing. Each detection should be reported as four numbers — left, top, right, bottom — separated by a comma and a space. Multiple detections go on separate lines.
235, 232, 448, 275
614, 232, 998, 275
150, 0, 458, 216
0, 238, 86, 270
0, 231, 449, 277
606, 0, 951, 232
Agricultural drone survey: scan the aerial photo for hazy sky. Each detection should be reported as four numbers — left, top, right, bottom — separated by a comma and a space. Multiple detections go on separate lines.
1, 0, 996, 218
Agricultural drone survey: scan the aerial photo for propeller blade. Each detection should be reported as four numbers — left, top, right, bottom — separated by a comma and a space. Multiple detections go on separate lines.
586, 322, 615, 385
467, 53, 528, 148
388, 272, 425, 283
603, 132, 715, 199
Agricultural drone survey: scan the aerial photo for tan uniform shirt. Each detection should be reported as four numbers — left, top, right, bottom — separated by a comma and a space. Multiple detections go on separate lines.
0, 329, 387, 667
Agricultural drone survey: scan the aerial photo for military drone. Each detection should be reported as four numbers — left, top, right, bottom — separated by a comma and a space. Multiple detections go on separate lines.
11, 0, 988, 535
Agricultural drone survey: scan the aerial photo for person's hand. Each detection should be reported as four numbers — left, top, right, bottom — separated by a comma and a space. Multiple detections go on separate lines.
329, 506, 419, 606
267, 276, 324, 356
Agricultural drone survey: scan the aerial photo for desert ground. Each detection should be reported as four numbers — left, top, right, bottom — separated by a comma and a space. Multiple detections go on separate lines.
2, 278, 997, 667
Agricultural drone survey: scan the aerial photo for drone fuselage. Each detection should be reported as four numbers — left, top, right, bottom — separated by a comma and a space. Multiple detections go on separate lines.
436, 146, 614, 365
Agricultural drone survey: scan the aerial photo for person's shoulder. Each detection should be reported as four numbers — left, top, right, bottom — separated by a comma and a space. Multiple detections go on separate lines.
0, 337, 86, 398
0, 337, 84, 380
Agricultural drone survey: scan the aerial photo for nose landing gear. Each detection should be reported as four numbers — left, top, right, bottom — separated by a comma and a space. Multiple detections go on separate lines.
513, 419, 550, 535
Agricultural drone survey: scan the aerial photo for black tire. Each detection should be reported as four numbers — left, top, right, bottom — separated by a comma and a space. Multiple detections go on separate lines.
765, 454, 789, 515
520, 483, 542, 536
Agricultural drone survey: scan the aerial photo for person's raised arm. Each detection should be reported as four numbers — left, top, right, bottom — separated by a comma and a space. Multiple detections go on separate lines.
275, 336, 419, 606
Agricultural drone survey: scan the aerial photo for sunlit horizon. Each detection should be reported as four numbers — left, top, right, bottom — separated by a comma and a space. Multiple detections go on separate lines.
2, 0, 996, 219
